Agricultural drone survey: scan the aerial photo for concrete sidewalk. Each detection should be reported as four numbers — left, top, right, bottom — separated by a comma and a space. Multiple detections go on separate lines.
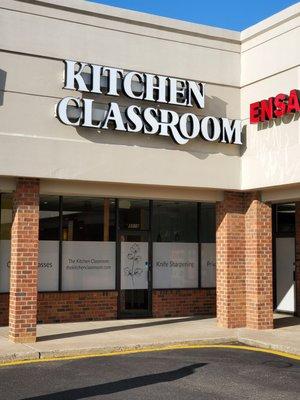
0, 314, 299, 363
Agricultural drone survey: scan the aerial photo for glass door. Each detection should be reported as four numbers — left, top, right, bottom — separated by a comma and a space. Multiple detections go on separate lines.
119, 231, 151, 316
274, 203, 296, 314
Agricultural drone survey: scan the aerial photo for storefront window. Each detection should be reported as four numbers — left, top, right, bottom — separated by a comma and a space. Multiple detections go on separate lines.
118, 199, 149, 230
0, 194, 12, 241
38, 196, 60, 292
39, 196, 60, 240
0, 194, 12, 292
200, 203, 216, 243
62, 197, 115, 241
152, 201, 198, 289
200, 203, 216, 288
276, 203, 295, 236
153, 201, 197, 242
61, 197, 116, 291
2, 194, 217, 294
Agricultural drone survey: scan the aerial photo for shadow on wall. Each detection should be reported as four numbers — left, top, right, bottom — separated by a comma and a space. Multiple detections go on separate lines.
74, 94, 234, 157
240, 112, 300, 157
257, 112, 300, 131
240, 124, 248, 156
0, 69, 7, 107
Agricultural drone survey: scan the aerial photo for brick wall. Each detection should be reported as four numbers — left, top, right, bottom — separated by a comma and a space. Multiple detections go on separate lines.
296, 202, 300, 317
1, 290, 213, 325
216, 191, 273, 329
216, 192, 246, 328
37, 291, 118, 323
152, 289, 216, 318
9, 178, 39, 342
245, 193, 273, 329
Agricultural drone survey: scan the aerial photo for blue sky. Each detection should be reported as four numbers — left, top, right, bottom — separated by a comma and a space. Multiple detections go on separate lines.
88, 0, 298, 31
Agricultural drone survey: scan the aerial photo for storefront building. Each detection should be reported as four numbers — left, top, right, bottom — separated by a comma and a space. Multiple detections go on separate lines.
0, 0, 299, 342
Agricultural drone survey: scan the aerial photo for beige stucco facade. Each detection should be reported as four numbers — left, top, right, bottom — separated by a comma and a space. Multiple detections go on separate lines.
0, 0, 299, 201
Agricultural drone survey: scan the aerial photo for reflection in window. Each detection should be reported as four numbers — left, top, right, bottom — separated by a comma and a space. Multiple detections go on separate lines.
276, 203, 295, 235
200, 203, 216, 243
62, 197, 115, 241
0, 194, 12, 240
153, 201, 197, 242
39, 196, 60, 240
118, 199, 149, 230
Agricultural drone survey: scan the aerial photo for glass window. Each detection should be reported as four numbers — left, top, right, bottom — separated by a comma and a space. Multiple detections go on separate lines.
153, 201, 198, 289
0, 194, 12, 292
153, 201, 197, 242
62, 241, 116, 291
200, 203, 216, 243
61, 197, 116, 291
200, 203, 216, 288
119, 199, 149, 230
62, 197, 115, 241
276, 203, 295, 236
39, 196, 60, 240
39, 196, 60, 291
0, 194, 12, 241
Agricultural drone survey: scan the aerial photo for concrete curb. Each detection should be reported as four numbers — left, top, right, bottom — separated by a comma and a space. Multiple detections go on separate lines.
0, 337, 237, 364
0, 351, 40, 363
1, 335, 299, 364
37, 337, 238, 359
238, 337, 300, 356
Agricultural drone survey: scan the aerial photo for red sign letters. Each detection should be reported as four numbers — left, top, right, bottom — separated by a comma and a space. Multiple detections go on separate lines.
250, 89, 300, 124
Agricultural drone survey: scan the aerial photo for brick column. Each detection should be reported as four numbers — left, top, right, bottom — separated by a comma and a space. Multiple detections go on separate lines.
245, 193, 273, 329
216, 191, 273, 329
9, 178, 39, 343
216, 192, 246, 328
295, 202, 300, 317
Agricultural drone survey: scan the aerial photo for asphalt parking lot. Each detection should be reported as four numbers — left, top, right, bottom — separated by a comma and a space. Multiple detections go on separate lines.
0, 347, 299, 400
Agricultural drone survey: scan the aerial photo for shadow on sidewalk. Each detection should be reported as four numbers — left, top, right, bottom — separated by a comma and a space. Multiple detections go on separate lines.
38, 316, 212, 342
21, 363, 206, 400
274, 316, 300, 329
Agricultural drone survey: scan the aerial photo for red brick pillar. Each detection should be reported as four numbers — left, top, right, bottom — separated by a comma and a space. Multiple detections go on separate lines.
216, 192, 246, 328
295, 202, 300, 317
9, 178, 39, 343
245, 193, 273, 329
216, 191, 273, 330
